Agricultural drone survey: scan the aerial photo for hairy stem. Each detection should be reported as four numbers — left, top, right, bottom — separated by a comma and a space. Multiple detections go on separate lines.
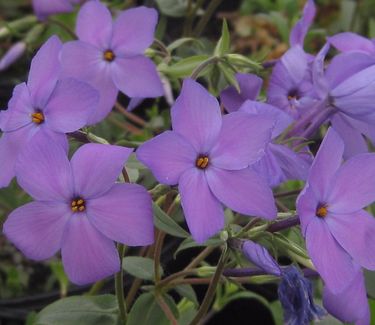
115, 244, 127, 324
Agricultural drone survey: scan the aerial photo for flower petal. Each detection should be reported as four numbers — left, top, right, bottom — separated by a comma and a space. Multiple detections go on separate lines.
210, 112, 273, 170
326, 210, 375, 270
171, 79, 222, 153
3, 201, 71, 260
44, 78, 98, 132
289, 0, 316, 47
328, 32, 375, 54
308, 127, 344, 200
32, 0, 73, 20
111, 56, 163, 98
112, 6, 158, 56
328, 153, 375, 213
61, 214, 120, 285
178, 168, 224, 243
296, 183, 319, 235
305, 217, 358, 294
27, 35, 62, 109
136, 131, 196, 185
206, 167, 276, 220
71, 143, 132, 199
281, 46, 308, 85
76, 0, 112, 49
88, 184, 154, 246
16, 131, 73, 201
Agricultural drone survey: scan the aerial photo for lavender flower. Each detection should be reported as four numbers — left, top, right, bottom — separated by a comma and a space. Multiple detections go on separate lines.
32, 0, 83, 20
278, 266, 326, 325
0, 36, 98, 188
0, 42, 26, 71
328, 32, 375, 55
137, 79, 276, 243
3, 133, 154, 285
60, 0, 163, 124
323, 269, 370, 325
297, 127, 375, 293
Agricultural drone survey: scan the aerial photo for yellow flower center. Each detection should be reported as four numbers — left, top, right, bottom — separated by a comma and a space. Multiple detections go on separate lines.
103, 50, 115, 62
31, 111, 44, 124
71, 198, 86, 212
196, 156, 209, 169
316, 204, 328, 218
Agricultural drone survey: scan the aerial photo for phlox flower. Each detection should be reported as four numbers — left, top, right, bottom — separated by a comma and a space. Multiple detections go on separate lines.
297, 127, 375, 293
0, 35, 98, 188
3, 133, 154, 285
137, 79, 276, 243
329, 32, 375, 56
0, 42, 26, 71
60, 0, 163, 124
32, 0, 84, 20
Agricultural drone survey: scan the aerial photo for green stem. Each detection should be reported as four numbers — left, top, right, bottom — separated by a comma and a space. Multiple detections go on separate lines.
115, 243, 128, 324
193, 0, 224, 37
86, 280, 105, 296
190, 56, 220, 79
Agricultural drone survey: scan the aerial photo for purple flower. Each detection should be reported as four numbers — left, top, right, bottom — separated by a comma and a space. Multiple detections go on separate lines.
289, 0, 316, 47
297, 127, 375, 293
60, 0, 163, 124
278, 266, 326, 325
137, 79, 276, 243
242, 240, 281, 276
323, 269, 370, 324
328, 32, 375, 55
0, 42, 26, 71
32, 0, 84, 20
0, 36, 98, 188
3, 133, 154, 285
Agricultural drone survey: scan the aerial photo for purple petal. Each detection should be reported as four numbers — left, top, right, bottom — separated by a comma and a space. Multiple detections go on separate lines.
16, 131, 74, 201
305, 217, 358, 294
171, 79, 222, 153
1, 83, 33, 132
111, 56, 163, 98
136, 131, 196, 185
0, 42, 26, 71
210, 112, 273, 170
32, 0, 73, 20
88, 183, 154, 246
44, 78, 98, 132
71, 143, 132, 199
206, 167, 276, 220
112, 6, 158, 56
328, 32, 375, 54
290, 0, 316, 47
220, 73, 262, 112
308, 127, 344, 201
281, 46, 308, 85
326, 210, 375, 270
127, 97, 144, 111
61, 214, 120, 285
252, 147, 284, 187
327, 153, 375, 213
3, 201, 70, 260
27, 35, 62, 109
323, 270, 369, 324
76, 0, 112, 48
296, 183, 319, 235
312, 43, 330, 99
178, 168, 224, 243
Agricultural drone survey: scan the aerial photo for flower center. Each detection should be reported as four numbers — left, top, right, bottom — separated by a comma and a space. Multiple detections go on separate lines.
287, 88, 300, 101
196, 155, 209, 169
316, 204, 328, 218
103, 49, 115, 62
71, 197, 86, 212
31, 110, 44, 124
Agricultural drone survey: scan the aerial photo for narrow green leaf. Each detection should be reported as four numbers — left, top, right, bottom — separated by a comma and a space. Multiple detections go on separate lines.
153, 203, 190, 238
159, 55, 210, 78
175, 285, 198, 306
218, 61, 240, 92
174, 237, 223, 258
123, 256, 163, 281
167, 38, 203, 52
214, 19, 230, 56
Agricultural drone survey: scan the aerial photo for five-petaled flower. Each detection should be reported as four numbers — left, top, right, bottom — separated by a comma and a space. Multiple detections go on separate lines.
3, 133, 154, 285
137, 78, 277, 243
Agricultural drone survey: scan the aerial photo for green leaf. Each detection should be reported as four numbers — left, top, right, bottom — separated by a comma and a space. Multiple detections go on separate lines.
155, 0, 188, 17
35, 295, 120, 325
175, 285, 198, 306
153, 203, 190, 238
174, 237, 223, 258
269, 301, 284, 325
123, 256, 163, 281
214, 19, 230, 56
167, 38, 203, 53
218, 61, 240, 92
159, 55, 210, 78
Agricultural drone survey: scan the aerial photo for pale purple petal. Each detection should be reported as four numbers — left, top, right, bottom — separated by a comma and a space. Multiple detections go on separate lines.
312, 43, 330, 99
71, 143, 132, 199
281, 46, 308, 84
171, 79, 222, 153
210, 112, 273, 170
328, 153, 375, 213
127, 97, 144, 111
290, 0, 316, 47
326, 210, 375, 270
296, 183, 319, 235
61, 214, 120, 285
40, 128, 69, 153
111, 56, 163, 98
88, 183, 154, 246
43, 78, 98, 132
3, 201, 71, 260
179, 168, 224, 243
323, 270, 369, 324
0, 42, 26, 71
32, 0, 73, 20
112, 6, 158, 56
206, 167, 276, 220
308, 127, 344, 200
136, 131, 196, 185
305, 217, 358, 294
328, 32, 375, 54
27, 35, 62, 108
16, 132, 73, 201
76, 0, 112, 49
